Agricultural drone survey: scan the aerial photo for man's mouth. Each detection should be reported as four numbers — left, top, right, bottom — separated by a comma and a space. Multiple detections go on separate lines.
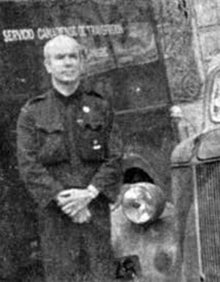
62, 71, 74, 75
62, 70, 75, 75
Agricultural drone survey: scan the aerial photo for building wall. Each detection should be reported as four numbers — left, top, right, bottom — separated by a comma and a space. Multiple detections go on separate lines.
150, 0, 204, 135
192, 0, 220, 72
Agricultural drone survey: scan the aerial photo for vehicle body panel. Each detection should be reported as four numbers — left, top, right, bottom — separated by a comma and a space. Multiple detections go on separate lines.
172, 67, 220, 282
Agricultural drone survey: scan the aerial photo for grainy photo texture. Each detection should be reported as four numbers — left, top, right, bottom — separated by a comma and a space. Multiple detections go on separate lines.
0, 1, 219, 282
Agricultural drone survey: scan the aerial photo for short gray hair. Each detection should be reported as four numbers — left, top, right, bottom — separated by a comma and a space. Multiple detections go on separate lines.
43, 35, 82, 59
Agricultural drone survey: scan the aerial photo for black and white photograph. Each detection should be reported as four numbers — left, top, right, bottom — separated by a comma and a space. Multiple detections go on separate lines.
0, 0, 218, 281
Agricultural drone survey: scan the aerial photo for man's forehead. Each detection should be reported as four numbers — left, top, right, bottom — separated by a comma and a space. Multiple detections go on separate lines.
50, 43, 78, 54
45, 35, 80, 56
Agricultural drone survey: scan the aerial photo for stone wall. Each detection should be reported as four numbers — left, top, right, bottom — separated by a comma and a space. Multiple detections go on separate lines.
192, 0, 220, 72
151, 0, 202, 103
150, 0, 204, 134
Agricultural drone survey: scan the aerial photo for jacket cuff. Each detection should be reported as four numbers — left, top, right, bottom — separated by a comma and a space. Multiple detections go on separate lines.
87, 184, 99, 199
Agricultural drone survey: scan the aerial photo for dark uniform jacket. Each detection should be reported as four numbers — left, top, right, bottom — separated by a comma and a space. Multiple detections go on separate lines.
17, 86, 123, 209
16, 85, 123, 281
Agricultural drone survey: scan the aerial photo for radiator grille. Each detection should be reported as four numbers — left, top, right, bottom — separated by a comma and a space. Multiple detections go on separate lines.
196, 162, 220, 282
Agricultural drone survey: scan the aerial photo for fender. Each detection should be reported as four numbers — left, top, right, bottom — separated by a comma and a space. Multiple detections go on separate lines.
123, 152, 164, 189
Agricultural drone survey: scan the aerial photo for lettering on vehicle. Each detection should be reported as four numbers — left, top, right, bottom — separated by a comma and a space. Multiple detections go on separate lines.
2, 24, 124, 43
3, 29, 35, 42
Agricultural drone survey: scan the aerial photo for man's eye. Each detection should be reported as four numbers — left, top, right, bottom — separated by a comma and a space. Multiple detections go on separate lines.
55, 55, 65, 60
69, 54, 77, 59
54, 54, 78, 60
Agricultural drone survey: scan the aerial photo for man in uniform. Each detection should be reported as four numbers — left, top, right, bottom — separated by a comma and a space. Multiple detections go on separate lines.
16, 35, 123, 282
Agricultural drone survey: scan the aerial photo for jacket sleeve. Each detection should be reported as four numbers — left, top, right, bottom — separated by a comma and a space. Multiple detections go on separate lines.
90, 103, 124, 203
16, 106, 64, 210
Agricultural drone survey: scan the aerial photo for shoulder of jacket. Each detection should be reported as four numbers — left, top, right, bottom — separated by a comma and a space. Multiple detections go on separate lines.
21, 91, 50, 113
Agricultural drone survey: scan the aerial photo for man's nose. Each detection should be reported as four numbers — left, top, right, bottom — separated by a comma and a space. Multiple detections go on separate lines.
64, 55, 73, 65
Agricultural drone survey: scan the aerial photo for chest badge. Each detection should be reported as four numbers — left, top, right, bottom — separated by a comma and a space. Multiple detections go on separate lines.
83, 106, 90, 113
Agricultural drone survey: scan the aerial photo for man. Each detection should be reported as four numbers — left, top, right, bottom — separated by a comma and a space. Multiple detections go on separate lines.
16, 35, 123, 282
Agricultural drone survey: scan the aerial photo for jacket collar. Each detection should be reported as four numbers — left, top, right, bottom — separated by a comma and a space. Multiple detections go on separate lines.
53, 83, 84, 105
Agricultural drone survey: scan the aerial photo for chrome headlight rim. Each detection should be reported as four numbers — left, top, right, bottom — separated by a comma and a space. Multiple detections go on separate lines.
121, 182, 165, 225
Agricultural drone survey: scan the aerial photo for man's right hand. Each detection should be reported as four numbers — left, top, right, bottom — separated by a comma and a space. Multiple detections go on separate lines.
56, 188, 94, 218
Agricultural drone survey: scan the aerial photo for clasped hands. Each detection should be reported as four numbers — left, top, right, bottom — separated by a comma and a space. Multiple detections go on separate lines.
56, 186, 98, 224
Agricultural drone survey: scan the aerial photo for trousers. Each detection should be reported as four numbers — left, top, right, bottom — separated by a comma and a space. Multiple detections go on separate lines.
39, 203, 115, 282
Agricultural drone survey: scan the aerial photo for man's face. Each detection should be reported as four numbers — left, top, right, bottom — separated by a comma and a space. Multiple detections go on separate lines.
45, 38, 82, 84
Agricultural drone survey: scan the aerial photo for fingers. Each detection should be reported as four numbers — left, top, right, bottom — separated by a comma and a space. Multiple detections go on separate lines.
61, 201, 92, 223
57, 196, 72, 207
57, 189, 92, 207
61, 197, 90, 214
58, 189, 88, 198
61, 202, 79, 217
61, 200, 87, 217
57, 189, 73, 197
61, 201, 77, 211
56, 189, 93, 220
72, 208, 91, 223
56, 190, 74, 206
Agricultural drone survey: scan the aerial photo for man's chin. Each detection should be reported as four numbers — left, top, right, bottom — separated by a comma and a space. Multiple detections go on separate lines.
57, 77, 80, 85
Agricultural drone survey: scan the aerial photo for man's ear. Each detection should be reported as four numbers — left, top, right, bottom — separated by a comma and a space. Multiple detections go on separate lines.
79, 46, 88, 74
44, 58, 51, 74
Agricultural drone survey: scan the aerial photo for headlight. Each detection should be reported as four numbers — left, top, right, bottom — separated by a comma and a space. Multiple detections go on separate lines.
121, 182, 165, 224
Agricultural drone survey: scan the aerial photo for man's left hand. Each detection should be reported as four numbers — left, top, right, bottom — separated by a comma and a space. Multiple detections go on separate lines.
72, 207, 91, 223
57, 185, 99, 218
